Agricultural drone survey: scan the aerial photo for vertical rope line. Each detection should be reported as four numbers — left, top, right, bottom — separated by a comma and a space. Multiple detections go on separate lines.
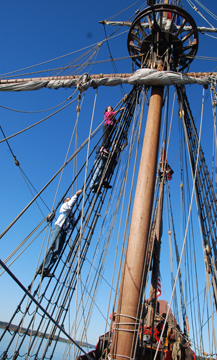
180, 136, 185, 326
166, 186, 179, 318
180, 95, 189, 330
184, 145, 201, 350
74, 89, 98, 358
69, 93, 84, 360
184, 87, 208, 350
199, 278, 207, 354
72, 95, 82, 195
159, 87, 168, 160
105, 176, 128, 329
153, 86, 205, 360
51, 89, 79, 210
182, 147, 189, 325
79, 275, 89, 350
166, 90, 176, 160
163, 90, 178, 316
178, 88, 205, 351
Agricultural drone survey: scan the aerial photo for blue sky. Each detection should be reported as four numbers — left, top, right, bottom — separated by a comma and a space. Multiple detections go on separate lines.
0, 0, 217, 356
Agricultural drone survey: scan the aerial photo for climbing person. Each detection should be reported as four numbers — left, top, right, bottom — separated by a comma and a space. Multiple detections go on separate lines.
102, 136, 128, 189
90, 146, 109, 192
101, 106, 125, 151
38, 189, 83, 277
156, 313, 168, 344
159, 154, 174, 182
172, 337, 182, 360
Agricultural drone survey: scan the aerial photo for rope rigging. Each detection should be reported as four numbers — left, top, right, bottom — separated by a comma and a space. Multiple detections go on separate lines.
167, 185, 189, 337
176, 85, 217, 311
0, 85, 142, 360
175, 85, 217, 352
1, 2, 217, 360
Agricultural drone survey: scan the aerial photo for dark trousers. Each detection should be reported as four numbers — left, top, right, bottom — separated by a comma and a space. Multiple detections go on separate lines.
102, 124, 114, 149
105, 157, 117, 180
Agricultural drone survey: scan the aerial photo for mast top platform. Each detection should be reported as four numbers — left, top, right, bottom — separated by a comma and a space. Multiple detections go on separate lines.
127, 4, 198, 72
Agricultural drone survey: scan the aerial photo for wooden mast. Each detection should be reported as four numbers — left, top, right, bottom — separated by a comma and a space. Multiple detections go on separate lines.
110, 86, 164, 360
110, 2, 199, 358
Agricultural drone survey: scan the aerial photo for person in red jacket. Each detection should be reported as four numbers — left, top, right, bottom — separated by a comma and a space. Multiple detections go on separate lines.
101, 106, 125, 151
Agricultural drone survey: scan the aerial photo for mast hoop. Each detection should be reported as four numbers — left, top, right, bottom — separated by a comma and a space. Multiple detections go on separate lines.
113, 327, 140, 332
115, 313, 140, 321
109, 354, 132, 360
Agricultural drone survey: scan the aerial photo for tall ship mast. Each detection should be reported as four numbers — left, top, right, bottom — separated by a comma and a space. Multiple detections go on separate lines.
0, 1, 216, 360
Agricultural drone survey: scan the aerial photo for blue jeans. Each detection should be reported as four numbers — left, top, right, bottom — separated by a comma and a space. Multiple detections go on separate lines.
43, 225, 67, 273
90, 157, 106, 189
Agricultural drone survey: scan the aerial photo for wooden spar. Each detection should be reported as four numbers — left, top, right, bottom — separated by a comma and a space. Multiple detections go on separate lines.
0, 71, 215, 84
100, 21, 217, 34
110, 86, 164, 360
146, 141, 165, 328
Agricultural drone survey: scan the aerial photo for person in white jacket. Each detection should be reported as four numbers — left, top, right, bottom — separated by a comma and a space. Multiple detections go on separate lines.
38, 189, 83, 277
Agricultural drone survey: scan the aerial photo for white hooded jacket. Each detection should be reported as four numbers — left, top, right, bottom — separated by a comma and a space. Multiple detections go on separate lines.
55, 194, 78, 232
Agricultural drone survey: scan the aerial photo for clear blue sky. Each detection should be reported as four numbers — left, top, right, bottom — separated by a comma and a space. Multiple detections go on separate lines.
0, 0, 217, 356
